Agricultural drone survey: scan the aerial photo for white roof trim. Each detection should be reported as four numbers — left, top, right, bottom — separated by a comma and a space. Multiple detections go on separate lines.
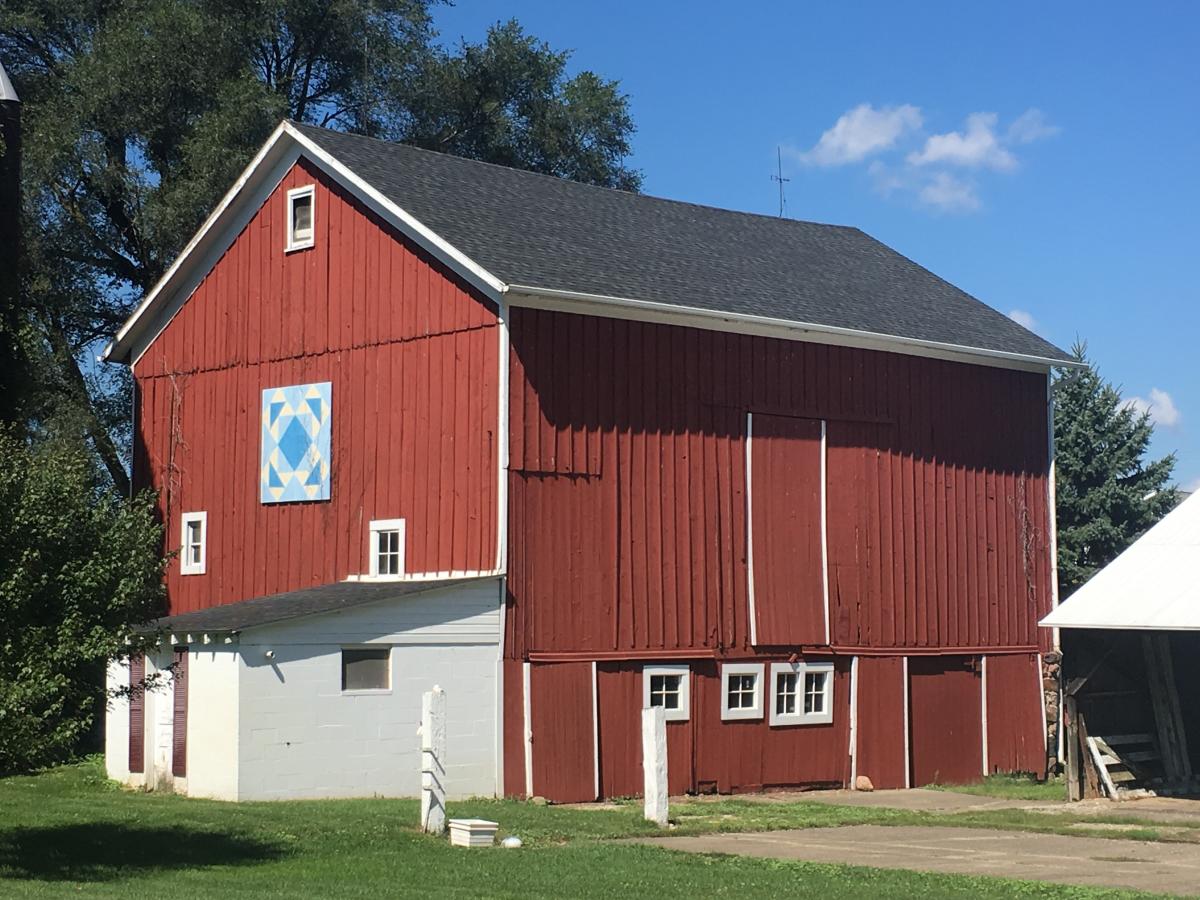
103, 121, 506, 365
507, 285, 1079, 374
1041, 491, 1200, 630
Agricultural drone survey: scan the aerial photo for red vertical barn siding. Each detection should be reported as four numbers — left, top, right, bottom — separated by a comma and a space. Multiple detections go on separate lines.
595, 663, 695, 797
128, 654, 146, 774
985, 653, 1045, 774
133, 159, 499, 613
908, 655, 984, 785
749, 415, 825, 645
502, 659, 526, 797
507, 308, 1052, 658
171, 648, 188, 777
854, 656, 908, 789
529, 662, 595, 801
693, 658, 851, 792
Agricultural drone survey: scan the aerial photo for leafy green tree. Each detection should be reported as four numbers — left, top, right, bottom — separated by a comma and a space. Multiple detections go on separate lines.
1054, 343, 1178, 597
0, 2, 639, 490
0, 427, 165, 773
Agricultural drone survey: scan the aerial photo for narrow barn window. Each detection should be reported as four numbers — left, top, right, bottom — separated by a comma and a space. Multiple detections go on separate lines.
368, 519, 406, 578
642, 665, 690, 722
286, 185, 316, 251
770, 662, 834, 726
341, 647, 391, 692
180, 511, 207, 575
720, 663, 765, 721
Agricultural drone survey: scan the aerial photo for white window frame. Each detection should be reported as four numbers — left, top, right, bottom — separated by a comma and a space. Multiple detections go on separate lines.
642, 664, 691, 722
367, 519, 406, 578
180, 511, 207, 576
285, 184, 316, 252
770, 661, 834, 726
721, 662, 765, 721
339, 645, 392, 694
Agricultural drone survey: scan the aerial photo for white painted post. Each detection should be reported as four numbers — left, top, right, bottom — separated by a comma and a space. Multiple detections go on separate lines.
420, 685, 447, 834
642, 706, 668, 827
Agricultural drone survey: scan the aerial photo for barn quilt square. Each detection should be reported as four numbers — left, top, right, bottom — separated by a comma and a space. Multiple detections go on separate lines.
260, 382, 332, 503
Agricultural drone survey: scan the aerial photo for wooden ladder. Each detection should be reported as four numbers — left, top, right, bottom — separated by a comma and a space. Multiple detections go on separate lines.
1086, 733, 1163, 799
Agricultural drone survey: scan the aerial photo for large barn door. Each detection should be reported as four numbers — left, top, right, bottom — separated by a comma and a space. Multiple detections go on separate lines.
748, 413, 826, 645
908, 655, 983, 786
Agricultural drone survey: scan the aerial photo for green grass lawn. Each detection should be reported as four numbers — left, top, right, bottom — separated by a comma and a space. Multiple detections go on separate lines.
0, 759, 1172, 899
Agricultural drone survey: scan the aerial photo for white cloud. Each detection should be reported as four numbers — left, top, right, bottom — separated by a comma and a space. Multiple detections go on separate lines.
1008, 309, 1038, 331
1182, 477, 1200, 494
1007, 108, 1061, 145
1123, 388, 1181, 428
917, 172, 980, 212
795, 104, 923, 166
907, 112, 1017, 171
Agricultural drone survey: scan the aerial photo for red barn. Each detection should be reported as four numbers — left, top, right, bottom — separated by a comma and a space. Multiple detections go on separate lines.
102, 121, 1070, 801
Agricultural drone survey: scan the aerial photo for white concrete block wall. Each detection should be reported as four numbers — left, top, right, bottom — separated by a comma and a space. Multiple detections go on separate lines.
235, 578, 501, 801
185, 646, 240, 800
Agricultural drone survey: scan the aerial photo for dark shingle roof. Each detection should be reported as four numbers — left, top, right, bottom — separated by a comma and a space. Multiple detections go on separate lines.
144, 576, 497, 634
293, 123, 1070, 363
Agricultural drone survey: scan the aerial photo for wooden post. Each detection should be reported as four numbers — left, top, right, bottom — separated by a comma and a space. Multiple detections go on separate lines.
1064, 694, 1081, 802
420, 685, 447, 834
1142, 634, 1193, 785
1076, 709, 1102, 799
642, 706, 668, 827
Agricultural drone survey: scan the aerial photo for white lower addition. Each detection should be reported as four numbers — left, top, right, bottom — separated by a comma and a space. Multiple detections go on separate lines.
106, 577, 503, 801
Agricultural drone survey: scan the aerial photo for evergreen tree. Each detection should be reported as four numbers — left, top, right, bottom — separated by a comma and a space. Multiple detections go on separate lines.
1054, 342, 1178, 597
0, 2, 640, 490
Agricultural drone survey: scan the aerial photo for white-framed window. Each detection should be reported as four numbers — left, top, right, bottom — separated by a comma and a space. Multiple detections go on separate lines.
341, 646, 391, 692
368, 519, 405, 577
721, 662, 765, 721
180, 511, 207, 576
770, 661, 834, 726
643, 664, 690, 722
286, 185, 315, 251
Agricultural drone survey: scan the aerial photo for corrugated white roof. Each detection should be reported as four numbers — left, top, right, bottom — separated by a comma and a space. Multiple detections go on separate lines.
1042, 491, 1200, 630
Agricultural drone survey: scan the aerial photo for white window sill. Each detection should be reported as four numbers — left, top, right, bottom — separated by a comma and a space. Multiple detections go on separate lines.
285, 239, 314, 253
340, 689, 393, 696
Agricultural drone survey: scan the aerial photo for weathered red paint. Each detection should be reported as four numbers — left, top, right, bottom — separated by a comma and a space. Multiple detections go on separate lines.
595, 662, 696, 797
506, 308, 1053, 659
854, 656, 907, 789
502, 659, 526, 797
171, 648, 188, 777
908, 655, 983, 785
694, 658, 852, 792
985, 653, 1045, 775
133, 159, 499, 613
749, 415, 824, 645
529, 662, 596, 802
128, 653, 145, 774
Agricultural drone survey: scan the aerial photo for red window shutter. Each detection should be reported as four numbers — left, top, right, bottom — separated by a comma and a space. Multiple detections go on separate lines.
172, 648, 188, 777
128, 653, 145, 773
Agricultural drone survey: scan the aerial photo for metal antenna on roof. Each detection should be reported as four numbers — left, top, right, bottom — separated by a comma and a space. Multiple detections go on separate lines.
771, 146, 790, 218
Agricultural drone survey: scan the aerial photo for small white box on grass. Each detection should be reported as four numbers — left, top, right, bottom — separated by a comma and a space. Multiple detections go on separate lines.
448, 818, 499, 848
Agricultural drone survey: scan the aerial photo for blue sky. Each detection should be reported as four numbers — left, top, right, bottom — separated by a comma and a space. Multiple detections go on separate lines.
433, 1, 1200, 487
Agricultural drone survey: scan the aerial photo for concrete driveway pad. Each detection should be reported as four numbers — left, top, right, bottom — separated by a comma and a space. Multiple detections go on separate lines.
638, 825, 1200, 895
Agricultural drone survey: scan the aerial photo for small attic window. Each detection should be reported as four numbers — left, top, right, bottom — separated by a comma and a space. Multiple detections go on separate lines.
286, 185, 315, 251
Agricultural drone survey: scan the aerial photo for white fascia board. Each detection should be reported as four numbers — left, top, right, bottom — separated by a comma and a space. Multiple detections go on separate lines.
104, 121, 507, 366
507, 286, 1080, 374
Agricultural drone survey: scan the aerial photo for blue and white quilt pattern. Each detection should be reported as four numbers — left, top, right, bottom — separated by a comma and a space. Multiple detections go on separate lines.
260, 382, 332, 503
